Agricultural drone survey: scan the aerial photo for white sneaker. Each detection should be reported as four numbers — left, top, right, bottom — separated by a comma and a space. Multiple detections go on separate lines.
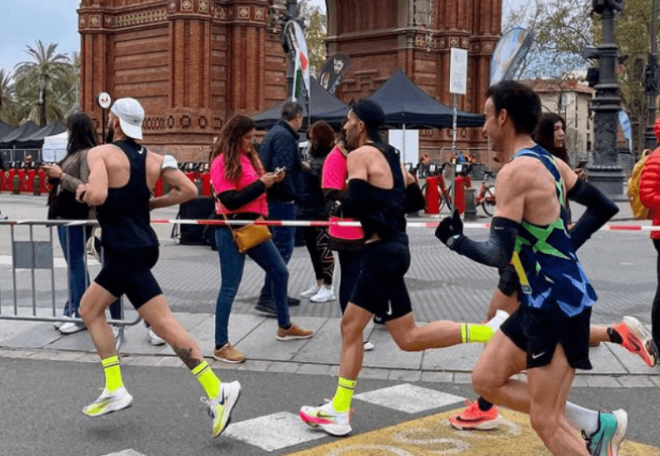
111, 325, 120, 339
311, 285, 336, 303
59, 320, 86, 334
363, 340, 374, 351
146, 327, 166, 346
486, 310, 510, 333
82, 386, 133, 417
54, 314, 71, 330
300, 285, 321, 298
204, 380, 242, 438
300, 400, 352, 436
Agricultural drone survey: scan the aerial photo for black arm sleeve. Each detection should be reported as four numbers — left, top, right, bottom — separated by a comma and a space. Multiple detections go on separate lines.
342, 179, 372, 218
452, 216, 520, 268
567, 179, 619, 250
217, 180, 267, 211
404, 183, 426, 213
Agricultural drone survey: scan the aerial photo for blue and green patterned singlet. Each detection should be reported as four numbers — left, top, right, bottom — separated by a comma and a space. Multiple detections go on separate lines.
511, 145, 597, 317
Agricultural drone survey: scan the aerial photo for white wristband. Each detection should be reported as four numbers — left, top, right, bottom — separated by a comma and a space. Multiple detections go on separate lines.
162, 155, 178, 170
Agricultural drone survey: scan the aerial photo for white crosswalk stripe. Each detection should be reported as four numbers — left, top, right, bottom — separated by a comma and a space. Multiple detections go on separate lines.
354, 383, 465, 414
101, 450, 148, 456
223, 411, 327, 451
223, 384, 466, 452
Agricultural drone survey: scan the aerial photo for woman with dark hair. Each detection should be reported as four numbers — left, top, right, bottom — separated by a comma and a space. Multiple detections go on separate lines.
533, 113, 586, 222
210, 115, 313, 363
43, 112, 97, 334
299, 121, 337, 303
533, 112, 569, 164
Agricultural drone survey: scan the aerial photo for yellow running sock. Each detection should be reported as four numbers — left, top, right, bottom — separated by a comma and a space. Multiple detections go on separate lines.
191, 361, 220, 399
461, 323, 494, 344
101, 355, 124, 392
332, 377, 357, 413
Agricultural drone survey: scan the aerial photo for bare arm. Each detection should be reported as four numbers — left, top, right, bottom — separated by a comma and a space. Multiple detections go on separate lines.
77, 147, 109, 206
149, 167, 198, 209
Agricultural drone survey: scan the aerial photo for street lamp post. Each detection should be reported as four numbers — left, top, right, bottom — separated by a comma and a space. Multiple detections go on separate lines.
38, 78, 47, 127
644, 0, 660, 151
588, 0, 626, 199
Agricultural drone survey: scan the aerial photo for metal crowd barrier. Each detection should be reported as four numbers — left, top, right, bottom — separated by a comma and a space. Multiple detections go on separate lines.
0, 220, 141, 348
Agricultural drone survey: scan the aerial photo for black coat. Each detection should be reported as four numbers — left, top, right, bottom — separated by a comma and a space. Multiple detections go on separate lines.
258, 120, 303, 203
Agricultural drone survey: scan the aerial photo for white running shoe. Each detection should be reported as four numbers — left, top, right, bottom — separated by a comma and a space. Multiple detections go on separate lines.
204, 380, 242, 438
300, 400, 352, 436
311, 285, 336, 303
82, 386, 133, 417
486, 310, 510, 333
301, 285, 321, 298
146, 327, 166, 346
363, 340, 374, 351
59, 320, 86, 334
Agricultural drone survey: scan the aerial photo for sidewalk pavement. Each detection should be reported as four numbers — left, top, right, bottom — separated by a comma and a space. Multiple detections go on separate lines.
0, 194, 658, 389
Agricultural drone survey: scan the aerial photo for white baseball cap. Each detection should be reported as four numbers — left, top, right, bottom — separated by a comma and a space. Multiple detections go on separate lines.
111, 97, 144, 140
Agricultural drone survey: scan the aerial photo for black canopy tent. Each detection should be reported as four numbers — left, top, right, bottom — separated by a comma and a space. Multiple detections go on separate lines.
366, 69, 485, 129
0, 121, 41, 149
253, 77, 349, 130
15, 120, 67, 150
0, 121, 15, 139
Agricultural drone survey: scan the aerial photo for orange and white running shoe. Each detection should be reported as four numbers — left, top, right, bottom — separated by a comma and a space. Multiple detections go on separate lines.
611, 316, 658, 367
449, 399, 503, 431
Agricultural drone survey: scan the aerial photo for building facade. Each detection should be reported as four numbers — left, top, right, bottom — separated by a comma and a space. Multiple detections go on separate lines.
525, 79, 595, 164
79, 0, 501, 162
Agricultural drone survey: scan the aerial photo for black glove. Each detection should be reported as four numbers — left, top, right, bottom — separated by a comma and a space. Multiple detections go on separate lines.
330, 200, 343, 217
435, 209, 464, 244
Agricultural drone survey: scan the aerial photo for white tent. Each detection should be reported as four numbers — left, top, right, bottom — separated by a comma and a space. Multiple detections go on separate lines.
42, 131, 68, 163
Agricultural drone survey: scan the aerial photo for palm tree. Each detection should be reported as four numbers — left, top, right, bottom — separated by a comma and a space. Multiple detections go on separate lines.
0, 69, 19, 126
13, 40, 73, 126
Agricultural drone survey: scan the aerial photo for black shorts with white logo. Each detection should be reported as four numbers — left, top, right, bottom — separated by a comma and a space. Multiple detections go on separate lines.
95, 246, 162, 310
350, 232, 412, 322
500, 303, 592, 370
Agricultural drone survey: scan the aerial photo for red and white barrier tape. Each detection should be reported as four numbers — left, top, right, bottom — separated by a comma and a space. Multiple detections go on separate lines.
2, 219, 659, 232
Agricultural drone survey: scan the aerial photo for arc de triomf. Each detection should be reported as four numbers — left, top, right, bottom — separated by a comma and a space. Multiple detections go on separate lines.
78, 0, 501, 161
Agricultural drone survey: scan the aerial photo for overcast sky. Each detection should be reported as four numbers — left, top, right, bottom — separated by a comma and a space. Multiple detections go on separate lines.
1, 0, 512, 76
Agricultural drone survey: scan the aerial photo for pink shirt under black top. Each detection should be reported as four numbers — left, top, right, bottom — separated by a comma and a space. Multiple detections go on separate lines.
210, 154, 268, 217
322, 146, 364, 241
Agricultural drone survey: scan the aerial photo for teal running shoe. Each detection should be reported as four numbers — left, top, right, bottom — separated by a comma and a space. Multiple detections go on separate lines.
583, 409, 628, 456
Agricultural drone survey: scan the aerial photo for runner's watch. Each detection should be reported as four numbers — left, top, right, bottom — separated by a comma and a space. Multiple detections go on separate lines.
446, 234, 461, 250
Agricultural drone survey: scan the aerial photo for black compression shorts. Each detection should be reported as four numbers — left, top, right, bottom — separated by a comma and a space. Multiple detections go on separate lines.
95, 247, 162, 309
350, 233, 412, 321
500, 304, 592, 370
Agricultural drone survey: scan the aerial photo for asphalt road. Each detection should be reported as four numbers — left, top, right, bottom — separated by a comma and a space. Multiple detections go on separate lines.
1, 357, 658, 456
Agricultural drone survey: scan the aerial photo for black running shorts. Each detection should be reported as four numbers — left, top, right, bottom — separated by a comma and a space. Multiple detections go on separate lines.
95, 247, 162, 309
500, 303, 592, 370
350, 234, 412, 322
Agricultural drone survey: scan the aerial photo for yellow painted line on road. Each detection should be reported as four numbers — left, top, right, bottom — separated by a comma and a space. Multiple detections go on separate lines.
289, 408, 660, 456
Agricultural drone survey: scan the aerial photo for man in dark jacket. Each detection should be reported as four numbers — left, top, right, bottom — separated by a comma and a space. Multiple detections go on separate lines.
256, 102, 305, 313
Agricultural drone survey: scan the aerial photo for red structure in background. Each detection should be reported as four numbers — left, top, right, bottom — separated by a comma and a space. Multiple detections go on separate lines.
78, 1, 500, 164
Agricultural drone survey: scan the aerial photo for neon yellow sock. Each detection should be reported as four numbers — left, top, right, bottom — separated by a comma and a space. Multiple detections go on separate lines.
191, 361, 221, 399
101, 355, 124, 392
332, 377, 357, 413
461, 323, 494, 344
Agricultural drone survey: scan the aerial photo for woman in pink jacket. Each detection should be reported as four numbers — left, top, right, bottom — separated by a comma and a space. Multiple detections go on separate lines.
210, 115, 313, 363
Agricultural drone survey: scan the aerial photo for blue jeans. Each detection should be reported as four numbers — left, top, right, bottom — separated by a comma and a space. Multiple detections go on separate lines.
258, 199, 296, 305
57, 225, 89, 317
215, 227, 290, 346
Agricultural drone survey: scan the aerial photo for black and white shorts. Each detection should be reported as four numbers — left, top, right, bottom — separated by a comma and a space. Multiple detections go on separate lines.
350, 233, 412, 321
501, 303, 592, 370
95, 247, 162, 310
